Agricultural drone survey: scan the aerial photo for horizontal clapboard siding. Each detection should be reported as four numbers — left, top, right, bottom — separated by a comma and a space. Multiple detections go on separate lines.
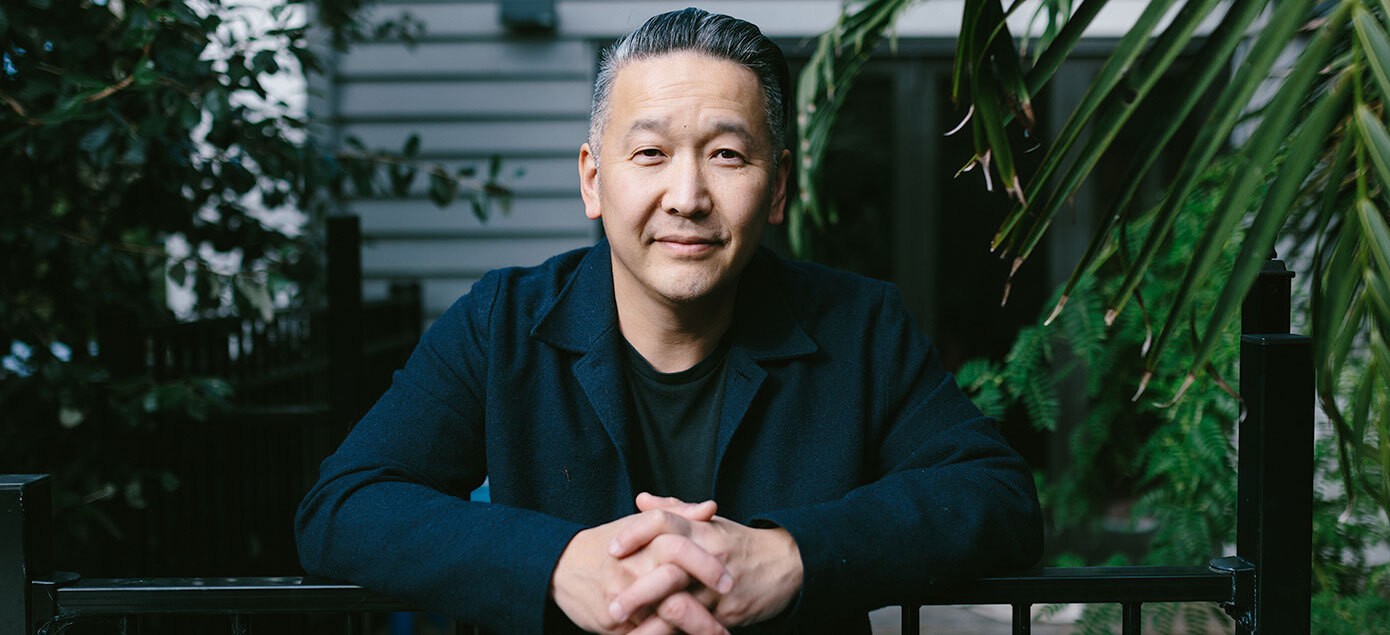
341, 121, 588, 155
336, 41, 593, 78
342, 156, 577, 196
352, 198, 587, 235
337, 80, 593, 119
327, 2, 606, 324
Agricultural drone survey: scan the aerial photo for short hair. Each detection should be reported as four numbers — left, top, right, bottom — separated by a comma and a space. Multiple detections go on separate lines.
588, 8, 790, 164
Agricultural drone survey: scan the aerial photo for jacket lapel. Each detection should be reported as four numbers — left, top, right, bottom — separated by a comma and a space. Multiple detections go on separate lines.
572, 333, 633, 494
531, 242, 635, 494
714, 348, 767, 479
713, 251, 819, 480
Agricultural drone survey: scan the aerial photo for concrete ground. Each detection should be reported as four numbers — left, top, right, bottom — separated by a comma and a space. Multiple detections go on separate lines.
869, 605, 1079, 634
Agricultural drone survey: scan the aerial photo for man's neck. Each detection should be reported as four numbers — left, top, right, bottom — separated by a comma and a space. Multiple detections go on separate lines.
613, 280, 737, 374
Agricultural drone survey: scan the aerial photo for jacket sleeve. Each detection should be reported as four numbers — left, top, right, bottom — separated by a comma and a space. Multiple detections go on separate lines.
294, 272, 584, 634
752, 283, 1043, 619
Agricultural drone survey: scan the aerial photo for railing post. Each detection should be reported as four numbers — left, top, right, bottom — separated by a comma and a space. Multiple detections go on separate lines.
1234, 258, 1312, 633
1, 475, 53, 635
328, 214, 366, 427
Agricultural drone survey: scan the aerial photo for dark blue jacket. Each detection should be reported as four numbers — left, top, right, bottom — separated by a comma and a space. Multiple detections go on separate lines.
296, 241, 1042, 634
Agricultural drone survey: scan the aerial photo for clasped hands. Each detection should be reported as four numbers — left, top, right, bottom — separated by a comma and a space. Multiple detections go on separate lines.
550, 493, 803, 634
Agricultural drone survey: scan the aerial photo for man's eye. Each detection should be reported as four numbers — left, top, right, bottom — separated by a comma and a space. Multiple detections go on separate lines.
636, 148, 663, 159
714, 149, 744, 162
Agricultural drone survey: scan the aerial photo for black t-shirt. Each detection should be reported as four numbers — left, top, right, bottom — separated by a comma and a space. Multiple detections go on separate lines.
621, 338, 729, 502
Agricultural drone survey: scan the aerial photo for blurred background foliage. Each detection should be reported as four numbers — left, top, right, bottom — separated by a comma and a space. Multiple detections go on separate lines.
0, 0, 502, 566
796, 0, 1390, 630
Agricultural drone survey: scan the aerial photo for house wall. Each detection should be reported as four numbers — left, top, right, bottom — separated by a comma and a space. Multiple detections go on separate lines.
321, 0, 1156, 320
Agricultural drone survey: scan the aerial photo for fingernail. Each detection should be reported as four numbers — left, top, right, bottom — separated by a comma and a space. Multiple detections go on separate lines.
609, 600, 626, 621
718, 573, 734, 593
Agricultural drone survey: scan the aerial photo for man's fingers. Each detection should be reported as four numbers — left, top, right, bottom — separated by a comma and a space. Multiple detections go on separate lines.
654, 592, 729, 635
610, 516, 730, 590
649, 533, 733, 593
635, 492, 718, 519
610, 508, 696, 557
627, 615, 680, 635
608, 563, 691, 623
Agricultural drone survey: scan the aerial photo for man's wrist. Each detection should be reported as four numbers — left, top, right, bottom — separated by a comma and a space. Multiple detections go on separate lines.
763, 527, 803, 604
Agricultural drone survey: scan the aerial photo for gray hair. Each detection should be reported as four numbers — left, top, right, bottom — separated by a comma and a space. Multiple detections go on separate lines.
588, 8, 790, 164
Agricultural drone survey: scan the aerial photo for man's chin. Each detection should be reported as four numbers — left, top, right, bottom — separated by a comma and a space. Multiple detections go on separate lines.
651, 274, 731, 306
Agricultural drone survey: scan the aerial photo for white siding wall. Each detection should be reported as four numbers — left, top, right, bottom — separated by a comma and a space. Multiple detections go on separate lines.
326, 0, 1154, 319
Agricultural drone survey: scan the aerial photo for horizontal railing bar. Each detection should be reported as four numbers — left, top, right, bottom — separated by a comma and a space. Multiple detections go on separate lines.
48, 566, 1233, 620
918, 566, 1232, 605
52, 577, 414, 617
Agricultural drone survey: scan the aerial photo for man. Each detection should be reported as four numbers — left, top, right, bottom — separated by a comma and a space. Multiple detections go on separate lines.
296, 8, 1041, 634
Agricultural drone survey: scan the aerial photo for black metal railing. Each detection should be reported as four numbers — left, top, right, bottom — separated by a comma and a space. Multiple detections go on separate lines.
3, 259, 1310, 634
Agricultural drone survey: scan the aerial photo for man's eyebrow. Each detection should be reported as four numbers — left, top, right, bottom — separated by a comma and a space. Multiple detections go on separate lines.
710, 120, 759, 148
622, 118, 762, 147
624, 118, 668, 139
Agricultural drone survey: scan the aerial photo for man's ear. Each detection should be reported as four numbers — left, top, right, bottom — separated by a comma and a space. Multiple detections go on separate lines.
579, 143, 601, 220
768, 148, 792, 225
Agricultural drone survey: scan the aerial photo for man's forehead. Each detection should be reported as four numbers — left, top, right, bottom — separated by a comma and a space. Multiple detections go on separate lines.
605, 53, 766, 127
612, 52, 760, 88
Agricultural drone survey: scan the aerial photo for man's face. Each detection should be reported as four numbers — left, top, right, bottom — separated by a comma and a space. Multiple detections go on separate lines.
579, 52, 790, 309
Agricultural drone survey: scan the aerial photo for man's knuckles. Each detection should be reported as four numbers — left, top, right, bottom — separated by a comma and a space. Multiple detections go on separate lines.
656, 594, 691, 623
713, 596, 754, 625
654, 562, 689, 591
657, 594, 726, 635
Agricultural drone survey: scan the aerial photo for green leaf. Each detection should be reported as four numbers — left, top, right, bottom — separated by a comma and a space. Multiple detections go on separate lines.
952, 0, 987, 103
1106, 0, 1340, 324
1013, 0, 1269, 269
167, 262, 188, 287
1174, 73, 1350, 383
1354, 6, 1390, 101
223, 160, 256, 195
1358, 198, 1390, 283
1026, 0, 1111, 94
1358, 105, 1390, 190
1371, 334, 1390, 411
979, 0, 1034, 128
1309, 137, 1356, 366
348, 161, 375, 198
388, 164, 414, 196
1348, 355, 1377, 471
990, 0, 1182, 252
79, 125, 112, 155
1142, 42, 1343, 388
1364, 272, 1390, 338
427, 170, 457, 208
234, 276, 274, 322
403, 133, 421, 158
971, 70, 1019, 202
1324, 245, 1366, 377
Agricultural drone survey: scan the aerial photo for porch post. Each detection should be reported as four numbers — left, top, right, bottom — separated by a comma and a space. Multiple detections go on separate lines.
1235, 258, 1312, 633
328, 214, 366, 427
1, 475, 53, 635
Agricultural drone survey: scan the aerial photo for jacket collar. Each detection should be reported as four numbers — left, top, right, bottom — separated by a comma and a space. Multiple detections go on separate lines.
531, 239, 818, 361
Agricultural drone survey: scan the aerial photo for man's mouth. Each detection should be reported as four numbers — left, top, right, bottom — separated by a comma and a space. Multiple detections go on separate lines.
654, 235, 722, 255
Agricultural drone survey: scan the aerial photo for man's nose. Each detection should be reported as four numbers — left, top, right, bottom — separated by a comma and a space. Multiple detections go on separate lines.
661, 155, 712, 217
